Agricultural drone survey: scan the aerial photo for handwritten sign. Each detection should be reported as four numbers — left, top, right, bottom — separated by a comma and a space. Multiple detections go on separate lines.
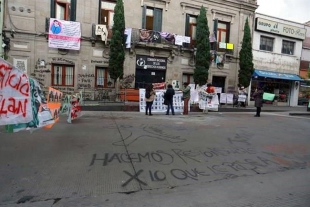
0, 58, 32, 125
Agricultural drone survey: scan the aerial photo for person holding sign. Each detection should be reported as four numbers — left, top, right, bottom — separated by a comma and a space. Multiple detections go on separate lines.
182, 82, 191, 115
206, 83, 215, 93
253, 87, 264, 117
145, 84, 155, 116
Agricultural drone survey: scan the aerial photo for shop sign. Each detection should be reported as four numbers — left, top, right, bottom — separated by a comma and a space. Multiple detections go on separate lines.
256, 17, 306, 40
136, 55, 167, 70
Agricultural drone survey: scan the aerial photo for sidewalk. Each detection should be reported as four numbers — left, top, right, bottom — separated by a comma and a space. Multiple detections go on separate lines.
81, 101, 309, 114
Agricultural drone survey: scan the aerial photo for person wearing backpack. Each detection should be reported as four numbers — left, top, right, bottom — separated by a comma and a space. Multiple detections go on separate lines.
145, 84, 155, 116
164, 84, 175, 115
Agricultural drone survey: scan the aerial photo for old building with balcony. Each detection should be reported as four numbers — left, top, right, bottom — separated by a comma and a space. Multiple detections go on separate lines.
3, 0, 258, 100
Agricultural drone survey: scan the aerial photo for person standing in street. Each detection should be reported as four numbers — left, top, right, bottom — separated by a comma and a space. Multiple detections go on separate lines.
182, 82, 191, 115
165, 84, 175, 115
253, 86, 264, 117
145, 84, 155, 116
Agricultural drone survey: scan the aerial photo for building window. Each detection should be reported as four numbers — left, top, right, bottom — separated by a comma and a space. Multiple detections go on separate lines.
51, 0, 76, 21
182, 73, 194, 85
99, 0, 116, 29
282, 40, 295, 55
95, 68, 115, 88
185, 15, 197, 47
260, 36, 274, 51
216, 21, 230, 52
52, 65, 74, 86
142, 6, 162, 31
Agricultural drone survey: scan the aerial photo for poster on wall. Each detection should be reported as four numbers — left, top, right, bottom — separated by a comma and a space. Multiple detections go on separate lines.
0, 58, 33, 126
12, 78, 55, 132
139, 89, 189, 113
48, 18, 81, 50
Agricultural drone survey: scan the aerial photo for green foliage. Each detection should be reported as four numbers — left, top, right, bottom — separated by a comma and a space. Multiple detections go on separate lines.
108, 0, 125, 82
194, 6, 210, 86
238, 17, 254, 88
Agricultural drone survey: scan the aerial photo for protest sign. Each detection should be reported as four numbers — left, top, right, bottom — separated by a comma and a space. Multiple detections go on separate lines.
0, 58, 33, 125
263, 92, 275, 101
44, 87, 63, 129
12, 78, 54, 132
60, 91, 82, 123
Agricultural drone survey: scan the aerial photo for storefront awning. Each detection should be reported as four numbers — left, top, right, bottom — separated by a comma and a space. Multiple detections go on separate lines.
252, 69, 303, 81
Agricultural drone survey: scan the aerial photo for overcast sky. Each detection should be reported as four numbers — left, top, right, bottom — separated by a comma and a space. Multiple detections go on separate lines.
256, 0, 310, 23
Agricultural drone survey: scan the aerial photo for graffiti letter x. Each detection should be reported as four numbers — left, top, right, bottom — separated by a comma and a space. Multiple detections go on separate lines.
122, 170, 147, 187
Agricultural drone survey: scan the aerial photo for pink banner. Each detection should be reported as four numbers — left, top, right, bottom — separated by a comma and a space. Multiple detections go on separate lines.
48, 18, 81, 50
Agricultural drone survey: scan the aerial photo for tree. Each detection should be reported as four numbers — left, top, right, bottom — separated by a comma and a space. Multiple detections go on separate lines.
108, 0, 125, 83
238, 17, 254, 88
194, 6, 210, 86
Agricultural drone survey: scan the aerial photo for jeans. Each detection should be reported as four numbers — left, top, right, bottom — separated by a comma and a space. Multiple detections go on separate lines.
146, 101, 153, 114
166, 100, 174, 115
183, 98, 190, 115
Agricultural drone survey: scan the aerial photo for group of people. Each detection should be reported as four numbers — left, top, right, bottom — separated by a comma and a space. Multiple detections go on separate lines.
144, 83, 264, 117
145, 82, 191, 116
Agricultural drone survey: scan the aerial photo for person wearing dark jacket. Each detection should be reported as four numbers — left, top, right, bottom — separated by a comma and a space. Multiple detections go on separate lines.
164, 84, 175, 115
253, 87, 264, 117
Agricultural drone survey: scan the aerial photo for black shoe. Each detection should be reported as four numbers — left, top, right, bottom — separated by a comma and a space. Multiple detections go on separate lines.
145, 113, 148, 115
166, 113, 169, 115
149, 114, 153, 116
172, 113, 175, 115
254, 115, 260, 117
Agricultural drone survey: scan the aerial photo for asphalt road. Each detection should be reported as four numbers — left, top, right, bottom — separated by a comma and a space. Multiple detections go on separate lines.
0, 111, 310, 207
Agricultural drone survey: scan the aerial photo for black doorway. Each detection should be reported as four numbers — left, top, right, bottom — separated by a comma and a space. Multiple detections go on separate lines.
135, 69, 166, 88
212, 76, 226, 93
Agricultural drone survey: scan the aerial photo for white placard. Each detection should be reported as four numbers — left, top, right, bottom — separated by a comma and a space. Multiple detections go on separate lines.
220, 93, 227, 103
238, 94, 247, 102
13, 58, 27, 73
226, 93, 234, 104
214, 87, 222, 94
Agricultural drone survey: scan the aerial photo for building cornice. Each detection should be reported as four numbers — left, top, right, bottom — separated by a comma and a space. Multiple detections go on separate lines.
192, 0, 258, 11
180, 2, 208, 15
140, 0, 170, 11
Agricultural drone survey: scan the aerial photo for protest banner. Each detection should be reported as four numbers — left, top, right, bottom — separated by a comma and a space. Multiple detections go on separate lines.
60, 91, 82, 123
0, 58, 33, 126
139, 89, 188, 113
48, 18, 81, 50
198, 90, 219, 111
44, 87, 63, 129
12, 78, 55, 132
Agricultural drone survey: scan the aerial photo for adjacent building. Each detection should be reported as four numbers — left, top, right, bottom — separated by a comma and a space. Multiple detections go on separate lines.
3, 0, 258, 100
250, 13, 306, 106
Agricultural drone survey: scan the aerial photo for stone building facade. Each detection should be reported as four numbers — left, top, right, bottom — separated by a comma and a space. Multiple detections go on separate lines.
3, 0, 258, 100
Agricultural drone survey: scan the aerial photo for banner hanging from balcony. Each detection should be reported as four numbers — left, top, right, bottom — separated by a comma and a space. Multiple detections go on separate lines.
139, 29, 175, 44
48, 18, 81, 50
